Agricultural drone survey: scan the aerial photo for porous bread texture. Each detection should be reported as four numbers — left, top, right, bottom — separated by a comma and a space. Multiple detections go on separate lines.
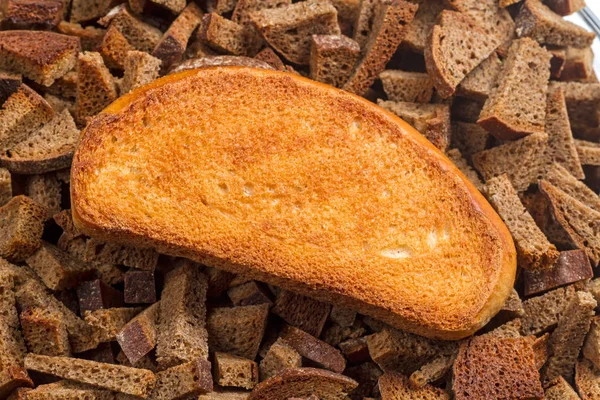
84, 307, 142, 343
584, 317, 600, 370
450, 122, 490, 160
343, 0, 417, 96
75, 52, 117, 125
70, 67, 516, 340
259, 338, 302, 381
99, 5, 162, 53
206, 304, 269, 360
0, 85, 54, 153
206, 0, 237, 14
280, 325, 346, 373
20, 306, 71, 356
152, 3, 204, 74
0, 168, 11, 205
0, 31, 80, 87
1, 0, 64, 29
152, 358, 213, 400
516, 0, 595, 48
24, 173, 62, 220
116, 302, 159, 365
250, 0, 341, 65
352, 0, 377, 49
0, 195, 46, 262
379, 372, 450, 399
403, 0, 446, 54
1, 109, 80, 175
424, 10, 497, 99
379, 70, 434, 103
472, 132, 548, 192
576, 359, 600, 400
57, 21, 106, 51
24, 354, 156, 397
545, 376, 580, 399
446, 149, 484, 191
521, 285, 576, 336
562, 46, 595, 82
272, 290, 330, 337
254, 48, 286, 71
546, 163, 600, 212
121, 51, 162, 94
409, 353, 456, 389
70, 0, 121, 23
99, 25, 135, 71
539, 180, 600, 267
478, 38, 551, 140
214, 352, 259, 390
309, 34, 360, 89
577, 139, 600, 166
247, 368, 357, 400
457, 52, 502, 102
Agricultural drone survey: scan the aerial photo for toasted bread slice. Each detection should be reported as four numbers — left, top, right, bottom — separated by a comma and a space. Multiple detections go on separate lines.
71, 67, 516, 340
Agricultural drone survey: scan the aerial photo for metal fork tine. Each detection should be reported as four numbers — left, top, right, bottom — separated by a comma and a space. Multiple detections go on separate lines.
580, 6, 600, 35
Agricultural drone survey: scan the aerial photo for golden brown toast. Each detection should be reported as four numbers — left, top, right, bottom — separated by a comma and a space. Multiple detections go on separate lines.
71, 67, 516, 340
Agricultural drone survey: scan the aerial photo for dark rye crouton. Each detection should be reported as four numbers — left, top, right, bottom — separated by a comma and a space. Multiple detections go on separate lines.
457, 52, 502, 102
227, 281, 273, 307
409, 353, 456, 389
446, 149, 484, 191
0, 71, 21, 104
207, 304, 269, 360
576, 359, 600, 400
424, 11, 497, 99
485, 174, 559, 271
250, 0, 341, 65
200, 13, 262, 57
545, 0, 585, 16
77, 279, 124, 312
254, 47, 287, 70
272, 290, 330, 337
24, 354, 156, 398
451, 336, 543, 400
403, 0, 445, 54
124, 270, 156, 304
75, 52, 117, 125
0, 0, 63, 30
584, 317, 600, 370
477, 38, 551, 140
84, 307, 142, 343
83, 238, 158, 271
379, 372, 450, 399
120, 51, 161, 94
379, 70, 434, 103
523, 250, 593, 296
98, 5, 163, 53
280, 325, 346, 373
576, 139, 600, 166
309, 34, 360, 88
0, 195, 46, 262
214, 352, 259, 390
116, 302, 159, 365
0, 168, 11, 205
57, 22, 106, 51
515, 0, 595, 48
70, 0, 121, 24
98, 26, 135, 71
259, 338, 302, 381
343, 0, 417, 96
0, 31, 80, 87
562, 46, 595, 82
545, 376, 580, 399
521, 285, 576, 336
151, 358, 213, 400
20, 306, 70, 356
545, 163, 600, 212
450, 122, 491, 160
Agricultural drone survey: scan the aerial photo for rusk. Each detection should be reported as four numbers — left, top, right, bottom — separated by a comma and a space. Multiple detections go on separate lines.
71, 67, 516, 340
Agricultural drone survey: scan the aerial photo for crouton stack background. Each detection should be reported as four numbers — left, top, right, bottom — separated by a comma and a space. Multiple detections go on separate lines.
0, 0, 599, 398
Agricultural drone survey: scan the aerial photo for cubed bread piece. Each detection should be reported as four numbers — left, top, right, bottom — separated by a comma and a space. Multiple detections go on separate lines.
576, 139, 600, 166
70, 0, 120, 23
231, 0, 291, 33
20, 306, 70, 356
99, 25, 135, 71
84, 238, 158, 271
259, 338, 302, 381
0, 71, 21, 104
248, 368, 357, 400
75, 52, 117, 125
351, 0, 377, 48
521, 190, 574, 248
343, 0, 417, 96
452, 97, 484, 123
366, 328, 454, 374
203, 264, 236, 297
124, 270, 155, 304
84, 307, 142, 343
451, 336, 543, 400
445, 0, 515, 51
152, 3, 204, 73
329, 306, 356, 327
0, 85, 54, 153
156, 264, 209, 369
40, 70, 78, 99
214, 353, 258, 390
77, 279, 124, 312
254, 47, 286, 70
424, 10, 497, 99
409, 353, 456, 389
0, 168, 11, 205
117, 302, 159, 365
403, 0, 445, 54
450, 122, 490, 160
379, 372, 450, 399
478, 38, 551, 140
0, 271, 33, 398
339, 336, 369, 364
1, 0, 63, 29
483, 318, 522, 339
562, 46, 595, 82
545, 376, 581, 399
515, 0, 595, 48
207, 304, 269, 360
24, 354, 156, 397
0, 195, 46, 262
523, 250, 593, 296
120, 51, 161, 95
206, 0, 237, 14
26, 241, 94, 291
343, 362, 381, 399
584, 317, 600, 370
23, 173, 61, 220
23, 381, 114, 400
521, 285, 576, 335
577, 358, 600, 400
457, 52, 502, 102
446, 149, 484, 191
542, 290, 596, 384
546, 163, 600, 212
272, 289, 330, 337
539, 180, 600, 267
309, 34, 360, 88
0, 31, 80, 87
151, 358, 213, 399
548, 47, 567, 78
377, 100, 450, 152
279, 325, 346, 373
472, 132, 548, 191
250, 0, 341, 65
227, 281, 273, 307
0, 109, 79, 175
57, 22, 106, 51
379, 70, 434, 103
485, 174, 559, 270
99, 5, 162, 53
200, 13, 262, 57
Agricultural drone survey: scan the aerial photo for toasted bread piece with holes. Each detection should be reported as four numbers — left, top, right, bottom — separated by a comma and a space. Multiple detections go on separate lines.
71, 67, 516, 340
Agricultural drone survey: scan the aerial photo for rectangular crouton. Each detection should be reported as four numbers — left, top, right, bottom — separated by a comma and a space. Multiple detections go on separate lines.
259, 338, 302, 381
70, 0, 120, 23
24, 354, 156, 398
584, 317, 600, 370
403, 0, 445, 54
99, 25, 135, 71
84, 238, 158, 271
227, 281, 273, 307
485, 174, 559, 270
272, 289, 330, 337
379, 70, 434, 103
0, 195, 46, 262
309, 34, 360, 88
457, 52, 502, 102
523, 250, 593, 296
77, 279, 124, 313
0, 71, 21, 104
156, 264, 209, 369
84, 307, 142, 343
99, 5, 163, 53
214, 353, 258, 390
0, 168, 11, 205
549, 82, 600, 129
521, 285, 576, 336
562, 46, 595, 82
576, 139, 600, 166
20, 307, 70, 356
446, 149, 484, 191
546, 163, 600, 212
207, 304, 268, 360
548, 47, 567, 78
116, 302, 159, 365
57, 22, 106, 51
123, 270, 155, 305
75, 52, 117, 125
120, 51, 161, 94
379, 372, 450, 399
280, 325, 346, 373
1, 0, 63, 30
450, 122, 491, 160
23, 173, 61, 220
409, 353, 456, 389
200, 13, 262, 57
151, 358, 213, 399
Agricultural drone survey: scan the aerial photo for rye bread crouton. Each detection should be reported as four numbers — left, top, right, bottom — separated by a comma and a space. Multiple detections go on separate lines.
379, 70, 434, 103
280, 325, 346, 374
0, 195, 46, 262
272, 290, 330, 337
584, 317, 600, 370
545, 163, 600, 212
544, 376, 580, 399
214, 353, 259, 390
457, 52, 502, 102
200, 13, 262, 57
0, 0, 63, 30
521, 285, 576, 336
259, 338, 302, 381
0, 167, 11, 205
450, 122, 491, 160
576, 358, 600, 400
0, 71, 21, 104
98, 5, 163, 53
120, 51, 161, 94
152, 358, 213, 400
20, 306, 70, 356
576, 139, 600, 166
309, 34, 360, 88
116, 302, 159, 365
99, 25, 135, 71
227, 281, 273, 307
446, 149, 484, 191
57, 22, 106, 51
379, 372, 450, 399
545, 0, 585, 16
523, 250, 593, 296
562, 46, 595, 82
403, 0, 445, 54
75, 52, 117, 125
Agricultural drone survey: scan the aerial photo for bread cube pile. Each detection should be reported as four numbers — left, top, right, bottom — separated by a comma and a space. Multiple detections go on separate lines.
0, 0, 599, 398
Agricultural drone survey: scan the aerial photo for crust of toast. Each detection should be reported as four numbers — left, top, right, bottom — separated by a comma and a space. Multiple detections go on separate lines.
71, 67, 516, 340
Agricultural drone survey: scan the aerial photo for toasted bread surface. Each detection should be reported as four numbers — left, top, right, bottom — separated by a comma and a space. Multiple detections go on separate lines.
71, 67, 516, 340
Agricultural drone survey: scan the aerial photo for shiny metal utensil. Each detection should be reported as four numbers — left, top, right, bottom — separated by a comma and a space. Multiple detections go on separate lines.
580, 6, 600, 36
